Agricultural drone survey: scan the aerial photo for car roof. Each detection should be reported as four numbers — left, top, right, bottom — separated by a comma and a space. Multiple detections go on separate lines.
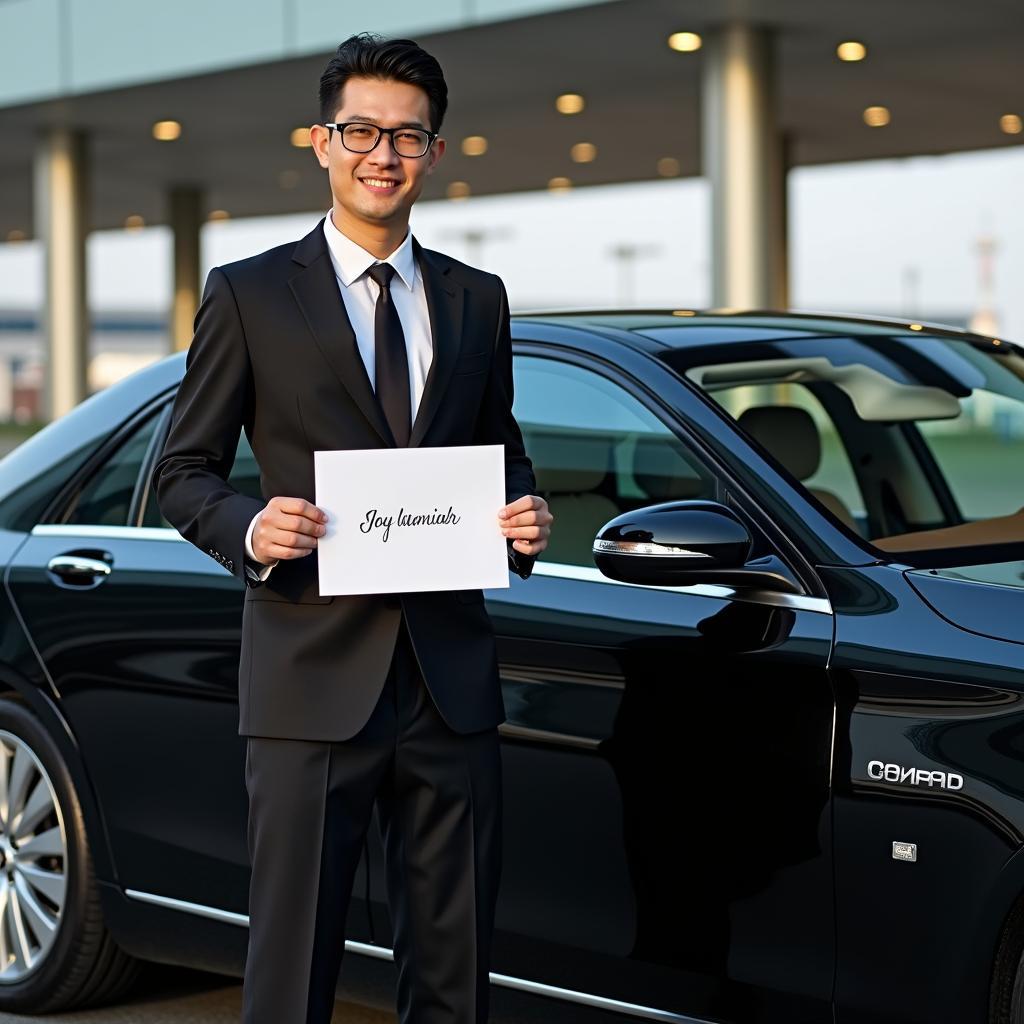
509, 308, 1011, 355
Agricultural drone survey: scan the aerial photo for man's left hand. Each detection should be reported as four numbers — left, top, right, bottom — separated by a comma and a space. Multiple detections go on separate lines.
498, 495, 553, 557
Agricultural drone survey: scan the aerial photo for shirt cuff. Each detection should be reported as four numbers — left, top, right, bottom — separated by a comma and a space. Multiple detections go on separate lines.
245, 510, 278, 581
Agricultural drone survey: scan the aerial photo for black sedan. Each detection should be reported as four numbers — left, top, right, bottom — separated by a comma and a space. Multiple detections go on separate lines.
0, 311, 1021, 1024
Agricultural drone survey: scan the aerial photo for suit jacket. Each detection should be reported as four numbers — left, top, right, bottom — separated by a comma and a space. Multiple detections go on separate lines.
152, 216, 536, 741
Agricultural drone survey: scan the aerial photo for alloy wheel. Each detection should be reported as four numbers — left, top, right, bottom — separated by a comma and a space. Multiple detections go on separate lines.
0, 729, 67, 983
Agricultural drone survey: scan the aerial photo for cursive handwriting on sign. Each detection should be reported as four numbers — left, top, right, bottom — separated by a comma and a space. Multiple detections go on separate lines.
359, 506, 462, 543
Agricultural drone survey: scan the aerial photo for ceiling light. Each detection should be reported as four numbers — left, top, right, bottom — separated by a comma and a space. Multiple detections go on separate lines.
556, 93, 585, 115
124, 215, 145, 231
668, 32, 702, 52
446, 181, 471, 200
461, 136, 488, 156
152, 120, 181, 141
672, 310, 696, 316
570, 142, 597, 163
290, 127, 313, 148
863, 105, 890, 127
909, 323, 923, 331
547, 177, 572, 192
836, 41, 867, 62
207, 210, 230, 222
1000, 114, 1023, 135
657, 157, 681, 177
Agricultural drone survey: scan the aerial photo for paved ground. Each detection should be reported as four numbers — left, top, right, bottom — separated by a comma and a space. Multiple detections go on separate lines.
0, 955, 621, 1024
0, 960, 395, 1024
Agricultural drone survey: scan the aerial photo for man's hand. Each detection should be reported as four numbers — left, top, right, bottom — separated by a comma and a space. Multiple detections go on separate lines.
498, 495, 553, 557
251, 497, 328, 564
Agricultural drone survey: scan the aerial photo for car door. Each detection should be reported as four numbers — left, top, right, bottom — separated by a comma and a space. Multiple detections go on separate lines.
485, 347, 837, 1023
4, 398, 258, 918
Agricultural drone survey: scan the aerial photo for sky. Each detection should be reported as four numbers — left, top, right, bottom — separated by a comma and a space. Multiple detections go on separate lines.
1, 142, 1022, 340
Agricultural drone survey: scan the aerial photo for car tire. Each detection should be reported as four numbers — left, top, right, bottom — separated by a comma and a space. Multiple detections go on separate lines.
0, 697, 139, 1012
990, 896, 1024, 1023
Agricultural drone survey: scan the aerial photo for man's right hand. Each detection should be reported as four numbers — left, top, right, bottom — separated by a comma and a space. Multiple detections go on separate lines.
251, 497, 328, 564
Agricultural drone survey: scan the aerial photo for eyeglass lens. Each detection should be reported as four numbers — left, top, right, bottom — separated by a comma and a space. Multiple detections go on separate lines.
342, 124, 431, 157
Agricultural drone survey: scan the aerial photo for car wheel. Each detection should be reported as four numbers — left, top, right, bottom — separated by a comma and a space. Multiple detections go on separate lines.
0, 698, 139, 1012
991, 896, 1024, 1023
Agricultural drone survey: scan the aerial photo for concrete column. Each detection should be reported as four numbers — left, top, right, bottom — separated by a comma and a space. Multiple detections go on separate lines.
701, 23, 789, 310
34, 127, 89, 420
169, 185, 202, 351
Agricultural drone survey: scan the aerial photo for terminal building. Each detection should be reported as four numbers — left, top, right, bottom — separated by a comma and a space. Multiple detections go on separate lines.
0, 0, 1019, 419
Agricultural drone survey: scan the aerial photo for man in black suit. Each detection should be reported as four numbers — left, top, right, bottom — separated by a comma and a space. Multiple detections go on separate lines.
153, 32, 552, 1024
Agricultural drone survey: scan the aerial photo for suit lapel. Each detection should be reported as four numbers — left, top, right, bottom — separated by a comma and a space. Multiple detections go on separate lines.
409, 238, 465, 448
288, 217, 395, 447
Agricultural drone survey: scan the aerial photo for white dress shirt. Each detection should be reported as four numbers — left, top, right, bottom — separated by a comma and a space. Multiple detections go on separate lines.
244, 209, 434, 578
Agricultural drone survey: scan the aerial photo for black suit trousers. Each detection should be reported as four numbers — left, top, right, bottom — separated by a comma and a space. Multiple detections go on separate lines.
241, 617, 503, 1024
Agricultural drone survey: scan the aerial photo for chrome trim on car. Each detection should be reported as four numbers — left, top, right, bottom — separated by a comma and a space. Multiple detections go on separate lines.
592, 539, 710, 558
32, 524, 184, 542
123, 889, 709, 1023
528, 560, 833, 615
124, 888, 249, 926
31, 525, 831, 613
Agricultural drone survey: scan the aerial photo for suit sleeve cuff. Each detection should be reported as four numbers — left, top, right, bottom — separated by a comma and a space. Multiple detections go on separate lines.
507, 539, 536, 580
245, 510, 278, 582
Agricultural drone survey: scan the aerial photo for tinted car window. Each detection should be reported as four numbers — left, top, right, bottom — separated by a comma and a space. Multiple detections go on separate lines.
63, 413, 160, 526
916, 387, 1024, 520
513, 355, 716, 566
0, 358, 180, 532
662, 332, 1024, 563
144, 431, 262, 529
710, 382, 866, 528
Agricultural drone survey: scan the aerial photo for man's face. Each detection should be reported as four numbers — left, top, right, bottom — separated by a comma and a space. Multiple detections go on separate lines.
312, 76, 444, 229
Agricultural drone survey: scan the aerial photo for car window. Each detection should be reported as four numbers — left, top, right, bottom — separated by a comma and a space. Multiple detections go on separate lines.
712, 383, 867, 529
143, 431, 262, 529
61, 412, 161, 527
513, 355, 717, 566
661, 331, 1024, 565
915, 388, 1024, 520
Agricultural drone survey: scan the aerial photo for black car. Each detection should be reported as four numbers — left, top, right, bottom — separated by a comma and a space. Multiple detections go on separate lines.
0, 311, 1021, 1024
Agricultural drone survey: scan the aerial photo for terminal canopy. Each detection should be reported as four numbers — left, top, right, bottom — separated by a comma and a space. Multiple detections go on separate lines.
0, 0, 1022, 235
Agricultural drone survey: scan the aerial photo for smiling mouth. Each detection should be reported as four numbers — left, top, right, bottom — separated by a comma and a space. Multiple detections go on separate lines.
360, 177, 401, 192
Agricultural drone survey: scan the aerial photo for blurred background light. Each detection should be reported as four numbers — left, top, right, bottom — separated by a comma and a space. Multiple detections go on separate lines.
836, 41, 867, 61
151, 120, 181, 141
555, 93, 585, 115
668, 32, 702, 52
863, 105, 891, 127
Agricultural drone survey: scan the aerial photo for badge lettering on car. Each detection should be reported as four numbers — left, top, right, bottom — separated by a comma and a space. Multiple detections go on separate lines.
866, 760, 964, 791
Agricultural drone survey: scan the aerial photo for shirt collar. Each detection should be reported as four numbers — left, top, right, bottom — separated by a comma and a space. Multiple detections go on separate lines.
323, 208, 417, 290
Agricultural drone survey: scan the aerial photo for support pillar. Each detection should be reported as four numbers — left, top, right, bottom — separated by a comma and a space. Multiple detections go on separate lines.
701, 23, 789, 310
170, 185, 202, 351
34, 127, 89, 419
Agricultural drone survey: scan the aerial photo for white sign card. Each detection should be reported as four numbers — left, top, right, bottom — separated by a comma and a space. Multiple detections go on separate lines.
313, 444, 510, 596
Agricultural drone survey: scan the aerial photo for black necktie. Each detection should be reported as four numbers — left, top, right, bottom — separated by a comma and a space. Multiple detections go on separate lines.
366, 262, 411, 447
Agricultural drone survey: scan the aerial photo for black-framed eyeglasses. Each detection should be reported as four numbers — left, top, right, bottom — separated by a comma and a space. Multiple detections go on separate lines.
323, 121, 438, 159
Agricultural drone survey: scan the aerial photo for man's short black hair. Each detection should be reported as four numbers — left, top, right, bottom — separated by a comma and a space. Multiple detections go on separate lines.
319, 32, 449, 133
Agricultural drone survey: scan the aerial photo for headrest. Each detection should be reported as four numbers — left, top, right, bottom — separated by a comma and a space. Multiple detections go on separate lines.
737, 406, 820, 480
632, 436, 707, 501
526, 429, 611, 493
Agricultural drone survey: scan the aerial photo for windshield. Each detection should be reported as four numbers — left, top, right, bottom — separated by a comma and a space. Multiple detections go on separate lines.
659, 330, 1024, 569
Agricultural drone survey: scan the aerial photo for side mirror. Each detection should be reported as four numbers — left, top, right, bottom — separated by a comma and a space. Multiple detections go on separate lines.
593, 500, 794, 592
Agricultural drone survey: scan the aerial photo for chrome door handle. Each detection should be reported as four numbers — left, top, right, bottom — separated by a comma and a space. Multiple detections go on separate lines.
46, 555, 113, 582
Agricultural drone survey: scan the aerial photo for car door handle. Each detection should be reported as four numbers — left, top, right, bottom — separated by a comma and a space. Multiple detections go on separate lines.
46, 554, 113, 584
